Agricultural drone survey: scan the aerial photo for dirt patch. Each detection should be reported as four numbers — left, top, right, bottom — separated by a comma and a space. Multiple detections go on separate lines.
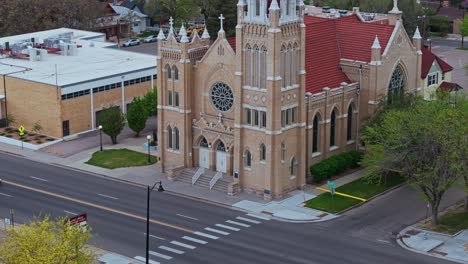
0, 127, 55, 145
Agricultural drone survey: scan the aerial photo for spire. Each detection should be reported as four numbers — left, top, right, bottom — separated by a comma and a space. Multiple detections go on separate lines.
372, 35, 381, 49
157, 27, 166, 41
201, 26, 210, 39
269, 0, 280, 10
413, 26, 422, 39
218, 14, 225, 33
389, 0, 402, 14
167, 17, 175, 39
179, 24, 189, 43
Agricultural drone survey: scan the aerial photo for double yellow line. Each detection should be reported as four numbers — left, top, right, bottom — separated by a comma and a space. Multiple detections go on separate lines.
3, 179, 194, 233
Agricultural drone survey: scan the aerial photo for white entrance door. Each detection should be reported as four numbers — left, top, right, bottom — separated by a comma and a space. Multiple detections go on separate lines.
216, 151, 227, 173
199, 148, 210, 169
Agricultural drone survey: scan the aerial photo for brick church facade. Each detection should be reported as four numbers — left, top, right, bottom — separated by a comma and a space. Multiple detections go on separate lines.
156, 0, 452, 199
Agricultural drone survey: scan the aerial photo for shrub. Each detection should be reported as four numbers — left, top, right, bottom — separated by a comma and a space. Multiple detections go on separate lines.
429, 15, 449, 36
39, 135, 47, 138
23, 139, 31, 142
348, 150, 364, 167
5, 135, 12, 138
36, 141, 43, 144
310, 162, 330, 183
310, 151, 364, 183
46, 138, 55, 141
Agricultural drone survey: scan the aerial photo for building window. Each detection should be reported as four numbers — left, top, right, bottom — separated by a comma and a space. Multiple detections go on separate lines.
330, 110, 337, 147
173, 66, 179, 80
427, 72, 439, 86
260, 144, 266, 161
255, 0, 260, 16
291, 107, 296, 124
175, 92, 180, 107
312, 115, 319, 153
280, 46, 286, 88
253, 46, 259, 88
347, 105, 353, 141
244, 150, 252, 168
253, 110, 259, 126
281, 110, 286, 127
292, 44, 298, 85
285, 45, 291, 87
168, 91, 173, 106
388, 64, 406, 103
167, 126, 173, 149
246, 109, 252, 125
165, 64, 172, 79
261, 111, 267, 128
217, 141, 226, 152
290, 157, 296, 176
174, 127, 180, 150
260, 46, 267, 89
281, 142, 286, 161
200, 137, 208, 148
245, 45, 251, 86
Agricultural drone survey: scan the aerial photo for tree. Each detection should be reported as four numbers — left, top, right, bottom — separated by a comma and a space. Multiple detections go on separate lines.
160, 0, 199, 24
32, 121, 43, 134
143, 88, 158, 116
0, 0, 102, 37
429, 15, 450, 36
0, 216, 95, 264
127, 96, 148, 137
362, 95, 468, 225
198, 0, 237, 38
460, 15, 468, 49
99, 105, 126, 144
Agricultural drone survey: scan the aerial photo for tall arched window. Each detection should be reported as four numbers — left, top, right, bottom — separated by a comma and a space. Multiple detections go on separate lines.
173, 66, 179, 80
388, 64, 406, 103
281, 142, 286, 161
245, 45, 252, 86
245, 150, 252, 168
347, 105, 353, 141
285, 45, 291, 87
216, 141, 226, 151
174, 127, 180, 150
200, 137, 208, 148
285, 0, 290, 16
330, 109, 337, 147
260, 144, 266, 161
312, 114, 320, 153
290, 157, 296, 176
167, 126, 173, 149
260, 46, 267, 89
253, 46, 259, 88
255, 0, 260, 16
291, 44, 298, 85
280, 46, 286, 88
165, 64, 172, 79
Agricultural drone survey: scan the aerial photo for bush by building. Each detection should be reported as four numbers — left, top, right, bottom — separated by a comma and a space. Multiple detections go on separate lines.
310, 151, 363, 183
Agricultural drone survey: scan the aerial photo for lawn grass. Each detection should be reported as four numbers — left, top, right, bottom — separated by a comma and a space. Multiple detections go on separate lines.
420, 205, 468, 235
305, 175, 405, 213
86, 149, 157, 169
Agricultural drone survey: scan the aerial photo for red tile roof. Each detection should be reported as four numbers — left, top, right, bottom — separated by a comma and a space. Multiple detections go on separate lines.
421, 47, 453, 78
439, 81, 463, 91
227, 37, 236, 53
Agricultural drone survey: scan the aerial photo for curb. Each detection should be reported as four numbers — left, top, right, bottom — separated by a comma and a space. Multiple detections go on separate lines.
396, 226, 468, 264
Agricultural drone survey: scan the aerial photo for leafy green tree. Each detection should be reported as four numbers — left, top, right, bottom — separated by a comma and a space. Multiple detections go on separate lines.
429, 15, 450, 36
143, 88, 158, 116
198, 0, 237, 38
460, 15, 468, 49
99, 105, 126, 144
127, 96, 148, 137
0, 216, 95, 264
160, 0, 199, 24
362, 95, 468, 225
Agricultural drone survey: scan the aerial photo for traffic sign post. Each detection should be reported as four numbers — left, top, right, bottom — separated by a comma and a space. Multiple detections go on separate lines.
327, 181, 336, 212
18, 125, 25, 150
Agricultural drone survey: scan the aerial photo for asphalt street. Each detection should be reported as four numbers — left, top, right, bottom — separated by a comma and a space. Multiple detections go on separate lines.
0, 152, 464, 264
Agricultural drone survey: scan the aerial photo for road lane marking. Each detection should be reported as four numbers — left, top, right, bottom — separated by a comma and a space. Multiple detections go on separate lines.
98, 193, 119, 200
216, 224, 240, 231
149, 251, 172, 260
63, 210, 77, 215
194, 231, 219, 240
30, 176, 48, 182
2, 179, 193, 233
144, 233, 165, 240
182, 236, 208, 244
0, 192, 13, 198
205, 227, 229, 235
226, 220, 250, 227
247, 213, 271, 220
170, 241, 196, 249
377, 239, 391, 244
134, 256, 159, 264
236, 217, 261, 224
159, 245, 184, 254
176, 213, 198, 221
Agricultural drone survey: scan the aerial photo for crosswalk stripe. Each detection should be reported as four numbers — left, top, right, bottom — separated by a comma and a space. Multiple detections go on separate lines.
134, 256, 160, 264
171, 240, 196, 249
226, 220, 251, 227
194, 231, 219, 240
247, 213, 271, 220
236, 216, 261, 224
149, 251, 172, 260
159, 245, 184, 254
182, 236, 208, 244
216, 224, 240, 231
205, 227, 229, 235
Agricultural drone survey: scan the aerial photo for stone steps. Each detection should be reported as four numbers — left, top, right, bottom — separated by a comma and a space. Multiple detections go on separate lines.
175, 168, 231, 193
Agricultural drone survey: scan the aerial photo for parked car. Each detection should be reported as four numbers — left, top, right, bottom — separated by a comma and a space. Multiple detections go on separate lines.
122, 39, 140, 47
143, 35, 158, 43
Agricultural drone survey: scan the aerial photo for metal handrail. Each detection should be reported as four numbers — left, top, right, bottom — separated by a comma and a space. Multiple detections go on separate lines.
192, 167, 204, 185
209, 172, 223, 190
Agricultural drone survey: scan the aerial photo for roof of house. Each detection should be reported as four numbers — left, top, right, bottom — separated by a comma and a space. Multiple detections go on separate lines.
436, 6, 466, 21
110, 4, 147, 19
421, 47, 453, 78
120, 0, 145, 12
439, 81, 463, 91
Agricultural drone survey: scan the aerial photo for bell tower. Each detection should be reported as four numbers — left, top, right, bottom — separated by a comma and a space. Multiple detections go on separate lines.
157, 18, 211, 175
234, 0, 307, 199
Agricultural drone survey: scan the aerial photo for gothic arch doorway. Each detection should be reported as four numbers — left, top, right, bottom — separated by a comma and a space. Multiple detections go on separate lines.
215, 140, 227, 173
199, 137, 210, 169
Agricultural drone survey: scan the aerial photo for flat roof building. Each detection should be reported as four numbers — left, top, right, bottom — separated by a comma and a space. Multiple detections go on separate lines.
0, 28, 156, 138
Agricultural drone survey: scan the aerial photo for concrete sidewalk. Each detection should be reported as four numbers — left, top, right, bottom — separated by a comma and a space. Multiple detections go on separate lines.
398, 226, 468, 264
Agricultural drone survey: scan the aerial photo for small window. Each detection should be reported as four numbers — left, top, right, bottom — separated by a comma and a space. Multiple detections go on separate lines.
281, 110, 286, 127
175, 92, 180, 107
281, 142, 286, 161
105, 85, 110, 90
245, 150, 252, 168
427, 72, 438, 86
111, 83, 116, 89
129, 79, 135, 85
146, 76, 151, 81
67, 94, 73, 99
246, 109, 252, 125
261, 111, 267, 128
116, 82, 122, 88
166, 65, 172, 79
290, 157, 296, 176
99, 86, 105, 92
174, 127, 180, 150
253, 110, 259, 126
93, 88, 98, 93
260, 144, 266, 161
61, 95, 66, 100
167, 126, 173, 149
84, 90, 90, 95
173, 66, 179, 80
286, 109, 291, 125
291, 107, 296, 124
124, 81, 129, 86
135, 78, 141, 84
168, 91, 173, 106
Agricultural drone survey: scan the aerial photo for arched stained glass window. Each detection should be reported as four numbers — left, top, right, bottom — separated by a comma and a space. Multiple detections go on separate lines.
167, 126, 173, 149
330, 110, 337, 147
200, 137, 208, 148
312, 115, 319, 153
388, 64, 406, 103
260, 144, 266, 161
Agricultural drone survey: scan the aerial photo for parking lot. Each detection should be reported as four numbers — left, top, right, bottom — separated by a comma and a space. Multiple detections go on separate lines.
120, 41, 157, 55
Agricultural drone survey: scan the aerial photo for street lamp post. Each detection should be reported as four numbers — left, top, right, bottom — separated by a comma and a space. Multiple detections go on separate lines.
427, 38, 432, 51
98, 125, 103, 151
147, 135, 151, 164
146, 181, 164, 264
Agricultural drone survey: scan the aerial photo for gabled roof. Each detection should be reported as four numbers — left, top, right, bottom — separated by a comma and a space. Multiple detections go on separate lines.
437, 6, 465, 21
421, 47, 453, 78
439, 81, 463, 91
227, 37, 236, 53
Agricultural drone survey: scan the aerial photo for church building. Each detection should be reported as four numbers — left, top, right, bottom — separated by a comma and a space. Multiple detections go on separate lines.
156, 0, 455, 199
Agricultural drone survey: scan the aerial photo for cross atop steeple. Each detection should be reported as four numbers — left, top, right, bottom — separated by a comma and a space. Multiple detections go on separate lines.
218, 14, 225, 33
389, 0, 402, 14
169, 17, 174, 28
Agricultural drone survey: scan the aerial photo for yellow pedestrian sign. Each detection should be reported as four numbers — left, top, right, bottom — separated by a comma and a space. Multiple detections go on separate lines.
18, 125, 25, 136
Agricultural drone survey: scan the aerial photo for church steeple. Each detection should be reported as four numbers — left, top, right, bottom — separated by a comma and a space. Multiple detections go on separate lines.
389, 0, 402, 14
